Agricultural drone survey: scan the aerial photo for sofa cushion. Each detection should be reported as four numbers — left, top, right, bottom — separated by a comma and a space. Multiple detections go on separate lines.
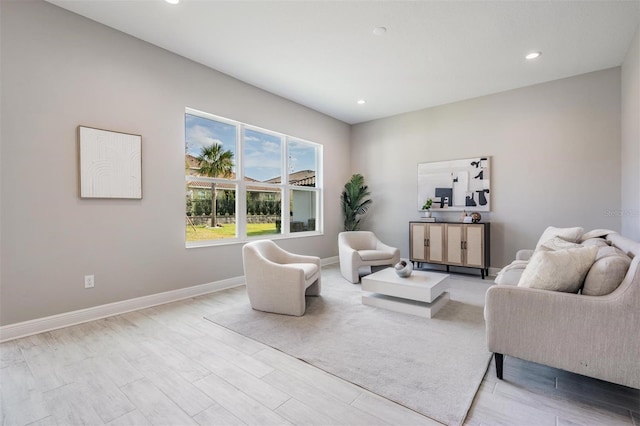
579, 229, 616, 242
582, 252, 631, 296
358, 249, 395, 261
582, 238, 610, 248
518, 246, 598, 293
540, 236, 582, 251
515, 249, 535, 261
495, 261, 528, 286
595, 245, 626, 260
536, 226, 584, 249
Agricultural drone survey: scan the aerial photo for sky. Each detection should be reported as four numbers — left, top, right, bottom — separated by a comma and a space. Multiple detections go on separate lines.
185, 113, 317, 182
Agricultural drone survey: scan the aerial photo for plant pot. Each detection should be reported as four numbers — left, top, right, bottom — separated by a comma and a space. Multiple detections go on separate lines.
423, 211, 432, 218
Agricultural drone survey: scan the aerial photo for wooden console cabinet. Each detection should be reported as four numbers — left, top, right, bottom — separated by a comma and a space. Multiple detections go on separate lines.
410, 221, 490, 278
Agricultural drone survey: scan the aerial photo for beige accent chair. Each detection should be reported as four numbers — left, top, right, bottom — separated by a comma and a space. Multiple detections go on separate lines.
485, 233, 640, 389
338, 231, 401, 283
242, 240, 321, 316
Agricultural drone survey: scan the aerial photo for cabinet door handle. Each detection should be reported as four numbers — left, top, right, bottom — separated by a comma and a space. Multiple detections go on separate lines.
461, 241, 464, 250
425, 238, 429, 247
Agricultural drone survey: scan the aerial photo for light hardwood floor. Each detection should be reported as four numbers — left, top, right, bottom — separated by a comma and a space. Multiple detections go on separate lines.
1, 265, 638, 426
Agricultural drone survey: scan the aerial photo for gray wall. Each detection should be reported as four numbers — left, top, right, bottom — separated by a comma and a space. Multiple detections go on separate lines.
0, 0, 351, 325
621, 27, 640, 241
0, 0, 634, 327
351, 68, 622, 269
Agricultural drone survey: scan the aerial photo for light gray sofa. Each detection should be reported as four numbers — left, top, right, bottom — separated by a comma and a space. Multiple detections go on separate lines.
485, 232, 640, 389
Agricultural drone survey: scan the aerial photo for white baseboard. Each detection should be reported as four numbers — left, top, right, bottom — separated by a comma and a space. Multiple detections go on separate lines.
488, 267, 501, 277
0, 256, 341, 343
321, 256, 339, 266
0, 276, 245, 343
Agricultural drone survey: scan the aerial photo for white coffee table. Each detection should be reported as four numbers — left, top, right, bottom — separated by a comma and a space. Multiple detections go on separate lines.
361, 268, 450, 318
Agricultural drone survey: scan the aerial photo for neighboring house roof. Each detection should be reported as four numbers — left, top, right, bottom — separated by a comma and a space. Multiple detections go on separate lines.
264, 169, 316, 187
186, 155, 315, 189
185, 154, 201, 176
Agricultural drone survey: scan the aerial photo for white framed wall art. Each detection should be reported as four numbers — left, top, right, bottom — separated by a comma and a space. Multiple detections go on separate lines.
78, 126, 142, 199
418, 157, 490, 212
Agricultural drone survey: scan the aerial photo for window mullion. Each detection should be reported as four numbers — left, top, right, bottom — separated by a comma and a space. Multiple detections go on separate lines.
237, 124, 247, 239
282, 136, 289, 235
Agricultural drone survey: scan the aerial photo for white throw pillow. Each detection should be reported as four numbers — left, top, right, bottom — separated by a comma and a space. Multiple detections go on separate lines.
582, 254, 631, 296
518, 246, 598, 293
579, 229, 615, 242
540, 236, 582, 251
494, 260, 528, 286
535, 226, 584, 249
582, 238, 610, 248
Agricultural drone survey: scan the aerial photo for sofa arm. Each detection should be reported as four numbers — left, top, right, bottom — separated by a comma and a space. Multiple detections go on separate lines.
485, 284, 638, 387
282, 252, 320, 267
375, 241, 401, 262
515, 249, 534, 261
338, 244, 361, 283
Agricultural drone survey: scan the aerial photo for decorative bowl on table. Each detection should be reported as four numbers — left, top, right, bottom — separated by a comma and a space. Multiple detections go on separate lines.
394, 260, 413, 278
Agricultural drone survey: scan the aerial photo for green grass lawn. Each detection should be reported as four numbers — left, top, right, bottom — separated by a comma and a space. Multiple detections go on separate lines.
186, 223, 278, 241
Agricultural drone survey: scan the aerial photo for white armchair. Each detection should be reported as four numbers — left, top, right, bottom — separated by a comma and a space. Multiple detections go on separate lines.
338, 231, 401, 283
242, 240, 321, 316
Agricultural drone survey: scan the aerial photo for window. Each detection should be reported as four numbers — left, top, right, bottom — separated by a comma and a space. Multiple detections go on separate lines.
185, 108, 322, 245
288, 138, 318, 233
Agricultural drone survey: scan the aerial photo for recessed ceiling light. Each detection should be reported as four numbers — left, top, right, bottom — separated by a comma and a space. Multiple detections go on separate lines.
525, 51, 542, 60
165, 0, 180, 4
357, 99, 366, 105
372, 27, 387, 36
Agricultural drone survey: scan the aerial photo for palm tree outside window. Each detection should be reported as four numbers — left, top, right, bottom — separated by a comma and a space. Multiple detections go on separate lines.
197, 144, 234, 227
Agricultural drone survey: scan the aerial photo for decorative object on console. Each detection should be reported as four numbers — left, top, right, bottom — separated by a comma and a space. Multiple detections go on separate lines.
418, 156, 491, 212
421, 198, 433, 217
394, 260, 413, 278
78, 126, 142, 199
471, 212, 481, 223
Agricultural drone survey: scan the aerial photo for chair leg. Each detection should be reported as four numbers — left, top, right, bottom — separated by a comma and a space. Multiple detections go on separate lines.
306, 279, 321, 296
494, 353, 504, 379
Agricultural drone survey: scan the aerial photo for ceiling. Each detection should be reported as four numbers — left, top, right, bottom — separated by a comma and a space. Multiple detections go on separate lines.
46, 0, 640, 124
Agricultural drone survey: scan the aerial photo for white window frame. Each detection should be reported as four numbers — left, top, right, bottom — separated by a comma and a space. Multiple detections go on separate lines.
185, 107, 323, 248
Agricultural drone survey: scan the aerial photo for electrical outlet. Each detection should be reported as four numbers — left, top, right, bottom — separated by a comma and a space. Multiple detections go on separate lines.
84, 275, 95, 289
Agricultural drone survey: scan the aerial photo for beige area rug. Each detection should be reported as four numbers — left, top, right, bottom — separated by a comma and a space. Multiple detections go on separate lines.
205, 265, 493, 426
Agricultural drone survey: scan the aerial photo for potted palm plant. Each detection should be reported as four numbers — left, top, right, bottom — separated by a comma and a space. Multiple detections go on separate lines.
341, 174, 372, 231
